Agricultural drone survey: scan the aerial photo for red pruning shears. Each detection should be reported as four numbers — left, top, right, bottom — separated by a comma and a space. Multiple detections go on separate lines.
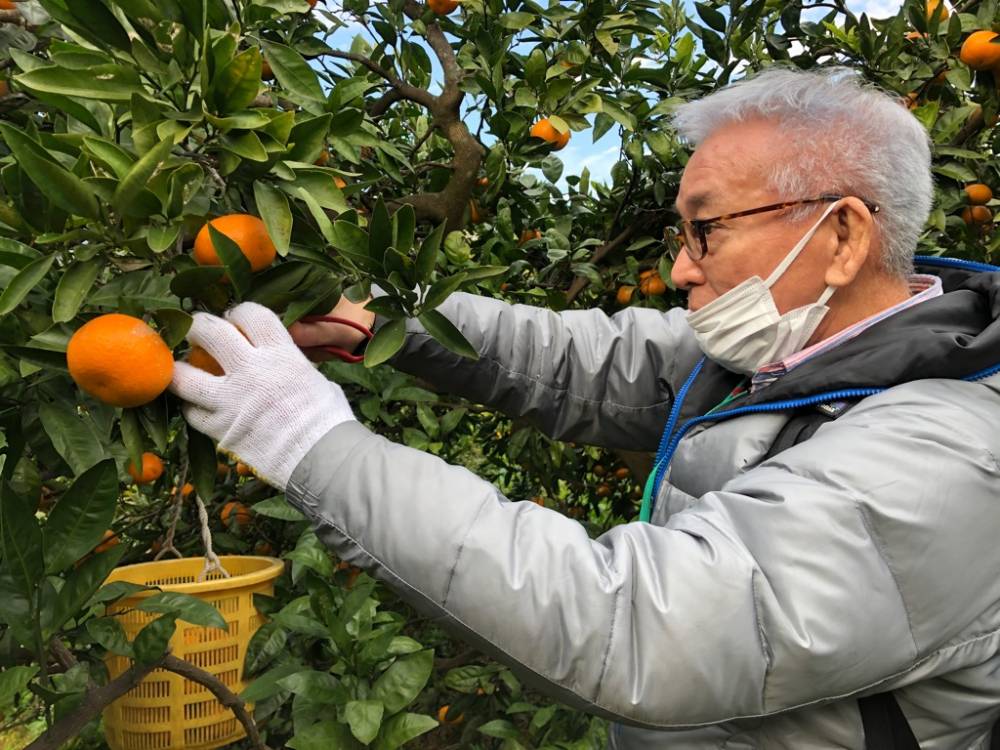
296, 315, 374, 364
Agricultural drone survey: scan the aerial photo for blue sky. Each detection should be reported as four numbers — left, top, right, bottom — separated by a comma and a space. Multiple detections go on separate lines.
320, 0, 906, 186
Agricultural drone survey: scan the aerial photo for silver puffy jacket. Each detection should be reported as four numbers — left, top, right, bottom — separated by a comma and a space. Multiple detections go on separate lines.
286, 259, 1000, 749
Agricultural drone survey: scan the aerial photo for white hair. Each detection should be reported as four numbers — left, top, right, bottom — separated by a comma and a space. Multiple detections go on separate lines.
670, 66, 933, 279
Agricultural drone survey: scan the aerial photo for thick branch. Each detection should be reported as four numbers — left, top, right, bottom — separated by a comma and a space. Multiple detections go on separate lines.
402, 0, 463, 109
369, 89, 404, 118
161, 655, 271, 750
25, 655, 166, 750
952, 104, 986, 146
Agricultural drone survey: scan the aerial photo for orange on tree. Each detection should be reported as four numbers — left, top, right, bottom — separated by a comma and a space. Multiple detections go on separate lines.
469, 200, 482, 223
926, 0, 948, 21
614, 467, 630, 479
595, 483, 612, 497
315, 149, 330, 166
334, 176, 347, 189
180, 482, 195, 499
518, 228, 542, 245
188, 345, 225, 376
236, 461, 254, 477
254, 541, 274, 556
593, 464, 606, 476
530, 118, 570, 150
261, 60, 275, 80
221, 500, 252, 528
67, 313, 174, 408
639, 272, 668, 296
0, 81, 8, 98
616, 285, 635, 305
531, 496, 545, 507
194, 214, 277, 273
0, 1, 16, 9
437, 705, 464, 725
128, 452, 165, 485
959, 31, 1000, 71
966, 183, 993, 205
477, 176, 489, 187
216, 461, 230, 478
962, 205, 993, 225
94, 530, 119, 554
427, 0, 459, 14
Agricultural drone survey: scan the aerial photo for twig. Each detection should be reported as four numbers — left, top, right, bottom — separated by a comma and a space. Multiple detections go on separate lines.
154, 453, 189, 561
161, 654, 271, 750
321, 50, 436, 109
564, 223, 647, 304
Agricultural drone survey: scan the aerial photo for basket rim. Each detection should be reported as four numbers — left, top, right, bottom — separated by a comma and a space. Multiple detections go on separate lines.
102, 555, 285, 596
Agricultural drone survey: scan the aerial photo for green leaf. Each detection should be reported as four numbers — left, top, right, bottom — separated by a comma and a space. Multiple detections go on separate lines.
415, 223, 445, 283
478, 719, 521, 739
524, 48, 546, 89
82, 137, 136, 180
67, 3, 132, 50
417, 310, 478, 361
373, 712, 438, 750
38, 401, 108, 477
262, 41, 325, 103
120, 408, 144, 479
244, 620, 288, 675
0, 666, 38, 704
278, 669, 350, 704
364, 319, 405, 368
208, 224, 253, 300
186, 425, 217, 504
133, 615, 177, 664
221, 131, 269, 162
287, 719, 362, 750
285, 114, 332, 162
138, 591, 227, 630
933, 161, 978, 183
421, 272, 467, 312
371, 649, 433, 716
238, 660, 302, 702
169, 266, 225, 298
251, 494, 307, 521
47, 544, 126, 636
210, 48, 262, 114
392, 205, 416, 256
254, 181, 292, 256
112, 138, 173, 217
52, 260, 100, 323
42, 459, 118, 575
695, 2, 728, 32
345, 700, 384, 744
369, 199, 392, 267
0, 253, 55, 317
14, 64, 144, 101
0, 124, 99, 219
85, 617, 133, 657
0, 484, 44, 597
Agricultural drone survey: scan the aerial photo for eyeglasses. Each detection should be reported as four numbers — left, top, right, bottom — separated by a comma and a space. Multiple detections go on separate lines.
665, 194, 880, 262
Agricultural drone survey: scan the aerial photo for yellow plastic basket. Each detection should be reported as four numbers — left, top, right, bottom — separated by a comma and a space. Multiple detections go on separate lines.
99, 555, 284, 750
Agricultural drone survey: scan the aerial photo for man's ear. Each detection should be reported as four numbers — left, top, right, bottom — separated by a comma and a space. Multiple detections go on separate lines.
824, 197, 873, 288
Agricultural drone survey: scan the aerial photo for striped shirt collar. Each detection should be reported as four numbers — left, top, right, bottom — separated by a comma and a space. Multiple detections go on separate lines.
750, 274, 943, 392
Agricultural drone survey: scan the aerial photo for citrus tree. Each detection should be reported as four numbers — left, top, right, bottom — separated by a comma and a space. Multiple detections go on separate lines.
0, 0, 998, 748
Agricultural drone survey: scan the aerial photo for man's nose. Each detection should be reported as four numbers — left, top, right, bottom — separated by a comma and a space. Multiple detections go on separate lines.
670, 247, 705, 291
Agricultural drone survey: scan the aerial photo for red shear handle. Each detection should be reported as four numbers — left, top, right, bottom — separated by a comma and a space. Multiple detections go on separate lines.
296, 315, 375, 364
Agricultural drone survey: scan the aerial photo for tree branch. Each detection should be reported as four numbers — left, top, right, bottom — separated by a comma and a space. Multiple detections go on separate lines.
322, 50, 436, 109
0, 9, 23, 24
564, 222, 647, 305
401, 0, 463, 109
161, 655, 271, 750
369, 88, 404, 118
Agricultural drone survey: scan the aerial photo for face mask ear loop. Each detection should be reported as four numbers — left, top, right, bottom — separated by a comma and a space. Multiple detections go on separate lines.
763, 201, 841, 289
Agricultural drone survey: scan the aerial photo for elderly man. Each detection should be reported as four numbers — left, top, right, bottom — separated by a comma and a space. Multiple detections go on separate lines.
170, 67, 1000, 749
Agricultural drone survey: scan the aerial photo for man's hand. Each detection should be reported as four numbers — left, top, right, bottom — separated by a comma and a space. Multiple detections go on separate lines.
288, 294, 375, 362
169, 302, 356, 490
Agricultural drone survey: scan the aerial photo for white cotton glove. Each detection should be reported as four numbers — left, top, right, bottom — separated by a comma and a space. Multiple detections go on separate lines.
169, 302, 356, 490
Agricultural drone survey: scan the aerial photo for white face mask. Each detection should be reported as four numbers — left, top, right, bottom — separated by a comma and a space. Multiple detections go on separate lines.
685, 201, 839, 375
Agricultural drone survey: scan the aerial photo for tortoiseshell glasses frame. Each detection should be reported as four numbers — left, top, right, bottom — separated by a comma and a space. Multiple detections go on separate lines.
665, 194, 880, 262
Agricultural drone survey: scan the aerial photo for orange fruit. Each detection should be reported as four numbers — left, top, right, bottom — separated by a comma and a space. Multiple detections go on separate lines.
334, 176, 347, 189
254, 541, 274, 556
0, 81, 8, 98
926, 0, 948, 21
236, 461, 254, 477
614, 467, 630, 479
960, 31, 1000, 71
639, 272, 667, 296
67, 314, 174, 408
216, 462, 229, 478
0, 1, 16, 9
427, 0, 459, 13
128, 452, 164, 484
962, 206, 993, 225
477, 177, 489, 187
221, 500, 252, 528
94, 530, 119, 554
595, 484, 611, 497
437, 705, 464, 725
593, 464, 606, 476
469, 200, 482, 223
315, 150, 330, 166
530, 118, 570, 150
307, 0, 318, 7
966, 183, 993, 205
180, 482, 195, 499
518, 228, 542, 245
261, 60, 274, 80
616, 285, 635, 305
194, 214, 277, 273
904, 31, 926, 41
188, 345, 225, 376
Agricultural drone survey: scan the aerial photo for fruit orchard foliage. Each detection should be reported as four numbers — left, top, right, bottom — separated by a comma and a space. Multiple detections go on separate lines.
1, 0, 999, 747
